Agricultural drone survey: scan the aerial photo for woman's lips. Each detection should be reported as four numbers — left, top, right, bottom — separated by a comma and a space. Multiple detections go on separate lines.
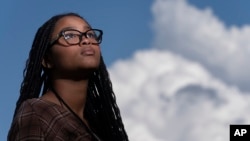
81, 47, 95, 55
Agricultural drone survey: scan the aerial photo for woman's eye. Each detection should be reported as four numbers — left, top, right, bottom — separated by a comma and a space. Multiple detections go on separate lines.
64, 33, 78, 40
86, 32, 96, 38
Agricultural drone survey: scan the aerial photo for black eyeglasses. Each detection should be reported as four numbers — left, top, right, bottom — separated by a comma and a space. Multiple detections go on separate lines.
50, 29, 103, 46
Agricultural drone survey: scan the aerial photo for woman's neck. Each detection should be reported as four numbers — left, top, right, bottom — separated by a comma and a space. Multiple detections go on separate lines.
51, 78, 89, 120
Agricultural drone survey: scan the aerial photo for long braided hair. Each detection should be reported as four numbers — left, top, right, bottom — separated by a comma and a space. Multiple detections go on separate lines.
13, 12, 129, 141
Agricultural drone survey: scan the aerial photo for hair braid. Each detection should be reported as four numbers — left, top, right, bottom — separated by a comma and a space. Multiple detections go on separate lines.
15, 20, 55, 116
86, 56, 129, 140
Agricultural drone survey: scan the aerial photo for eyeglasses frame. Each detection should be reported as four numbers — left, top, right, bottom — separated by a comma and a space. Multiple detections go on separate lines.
50, 28, 103, 46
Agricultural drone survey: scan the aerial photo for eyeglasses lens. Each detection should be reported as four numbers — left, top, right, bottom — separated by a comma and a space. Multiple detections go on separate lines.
63, 29, 101, 44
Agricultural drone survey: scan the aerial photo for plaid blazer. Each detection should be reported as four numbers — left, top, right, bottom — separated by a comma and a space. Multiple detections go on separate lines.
8, 98, 97, 141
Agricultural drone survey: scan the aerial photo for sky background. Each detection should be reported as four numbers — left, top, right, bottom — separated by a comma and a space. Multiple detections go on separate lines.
1, 0, 250, 140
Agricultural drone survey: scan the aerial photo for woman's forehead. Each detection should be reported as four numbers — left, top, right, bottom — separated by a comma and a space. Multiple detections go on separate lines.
53, 16, 90, 33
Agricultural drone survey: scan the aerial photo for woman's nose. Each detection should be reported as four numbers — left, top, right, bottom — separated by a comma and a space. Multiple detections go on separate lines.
80, 36, 91, 45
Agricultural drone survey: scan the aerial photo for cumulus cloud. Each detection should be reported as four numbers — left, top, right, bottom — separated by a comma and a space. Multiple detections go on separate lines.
152, 0, 250, 91
108, 0, 250, 140
109, 50, 250, 141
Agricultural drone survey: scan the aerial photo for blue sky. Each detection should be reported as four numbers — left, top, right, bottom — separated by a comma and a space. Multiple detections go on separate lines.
189, 0, 250, 27
1, 0, 250, 140
0, 0, 152, 139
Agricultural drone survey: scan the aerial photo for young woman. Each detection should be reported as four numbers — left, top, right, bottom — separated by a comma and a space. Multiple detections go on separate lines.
8, 12, 129, 141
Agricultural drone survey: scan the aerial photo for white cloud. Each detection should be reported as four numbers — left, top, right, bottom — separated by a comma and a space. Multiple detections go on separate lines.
108, 0, 250, 140
109, 49, 250, 141
152, 0, 250, 91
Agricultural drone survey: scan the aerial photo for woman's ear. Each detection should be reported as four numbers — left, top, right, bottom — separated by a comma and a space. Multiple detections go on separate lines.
42, 54, 53, 69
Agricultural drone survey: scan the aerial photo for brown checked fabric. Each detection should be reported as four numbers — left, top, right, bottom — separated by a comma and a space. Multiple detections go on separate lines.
8, 98, 95, 141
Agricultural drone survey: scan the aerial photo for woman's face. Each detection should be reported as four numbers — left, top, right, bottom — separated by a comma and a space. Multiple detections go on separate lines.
47, 16, 101, 76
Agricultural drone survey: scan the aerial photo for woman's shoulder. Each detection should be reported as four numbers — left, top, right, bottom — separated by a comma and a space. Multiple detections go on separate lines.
23, 98, 59, 108
18, 98, 67, 118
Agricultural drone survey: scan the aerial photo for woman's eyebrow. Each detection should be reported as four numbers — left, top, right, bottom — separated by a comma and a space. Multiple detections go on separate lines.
60, 26, 76, 31
60, 26, 91, 32
83, 26, 91, 30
